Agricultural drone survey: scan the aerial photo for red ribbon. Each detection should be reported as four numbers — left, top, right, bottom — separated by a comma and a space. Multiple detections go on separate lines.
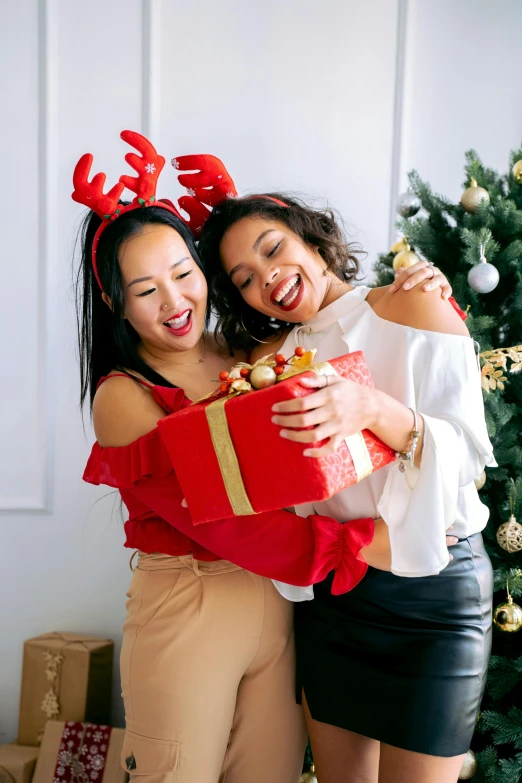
52, 722, 112, 783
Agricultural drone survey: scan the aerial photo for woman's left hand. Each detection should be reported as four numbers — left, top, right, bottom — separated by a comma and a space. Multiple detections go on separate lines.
390, 260, 452, 298
271, 373, 375, 458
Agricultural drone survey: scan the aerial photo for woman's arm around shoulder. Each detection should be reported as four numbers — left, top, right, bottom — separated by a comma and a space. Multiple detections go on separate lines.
93, 375, 166, 447
369, 285, 470, 338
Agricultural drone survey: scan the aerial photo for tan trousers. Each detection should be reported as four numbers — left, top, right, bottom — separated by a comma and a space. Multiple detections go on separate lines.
120, 553, 307, 783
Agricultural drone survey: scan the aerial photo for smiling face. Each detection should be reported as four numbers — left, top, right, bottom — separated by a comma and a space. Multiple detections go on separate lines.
219, 216, 335, 323
113, 223, 208, 355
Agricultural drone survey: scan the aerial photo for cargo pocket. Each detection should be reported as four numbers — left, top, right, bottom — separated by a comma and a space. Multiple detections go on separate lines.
121, 730, 180, 780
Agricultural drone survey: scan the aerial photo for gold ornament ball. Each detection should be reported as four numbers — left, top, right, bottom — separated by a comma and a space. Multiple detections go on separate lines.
474, 470, 486, 491
496, 515, 522, 553
458, 749, 477, 779
460, 179, 490, 213
493, 595, 522, 633
393, 244, 420, 272
249, 365, 277, 390
390, 237, 409, 255
512, 159, 522, 182
299, 767, 317, 783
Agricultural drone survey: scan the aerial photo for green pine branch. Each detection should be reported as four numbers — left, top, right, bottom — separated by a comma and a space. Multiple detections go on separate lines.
476, 747, 522, 783
493, 568, 522, 597
375, 144, 522, 781
480, 707, 522, 750
487, 655, 522, 699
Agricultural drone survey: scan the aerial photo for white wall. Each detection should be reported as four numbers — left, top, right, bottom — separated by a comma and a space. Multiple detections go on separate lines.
1, 0, 520, 741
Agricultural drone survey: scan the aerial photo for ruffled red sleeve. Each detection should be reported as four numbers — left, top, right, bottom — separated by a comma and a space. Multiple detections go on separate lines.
84, 428, 374, 594
83, 429, 172, 489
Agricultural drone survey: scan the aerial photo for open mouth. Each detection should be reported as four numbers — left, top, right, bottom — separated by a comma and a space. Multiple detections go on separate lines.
270, 274, 304, 311
163, 309, 192, 336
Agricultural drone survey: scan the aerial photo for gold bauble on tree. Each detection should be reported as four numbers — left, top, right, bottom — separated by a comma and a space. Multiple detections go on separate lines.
392, 243, 420, 272
474, 470, 486, 490
460, 179, 490, 213
458, 749, 477, 779
299, 766, 317, 783
496, 514, 522, 553
512, 159, 522, 182
494, 594, 522, 633
390, 237, 409, 255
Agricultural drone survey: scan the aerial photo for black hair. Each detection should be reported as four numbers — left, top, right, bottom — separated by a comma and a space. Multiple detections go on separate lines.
74, 204, 207, 409
198, 193, 363, 351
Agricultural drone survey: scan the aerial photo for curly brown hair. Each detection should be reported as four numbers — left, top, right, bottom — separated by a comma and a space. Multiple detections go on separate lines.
198, 193, 364, 351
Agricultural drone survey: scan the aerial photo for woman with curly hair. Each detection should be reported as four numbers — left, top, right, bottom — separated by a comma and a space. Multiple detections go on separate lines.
193, 188, 495, 783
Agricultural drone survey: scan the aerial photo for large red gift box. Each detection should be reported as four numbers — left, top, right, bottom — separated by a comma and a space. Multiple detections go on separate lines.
158, 351, 396, 524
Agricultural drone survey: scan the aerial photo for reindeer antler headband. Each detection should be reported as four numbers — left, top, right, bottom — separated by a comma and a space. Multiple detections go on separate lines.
71, 131, 238, 290
72, 130, 286, 290
172, 154, 288, 234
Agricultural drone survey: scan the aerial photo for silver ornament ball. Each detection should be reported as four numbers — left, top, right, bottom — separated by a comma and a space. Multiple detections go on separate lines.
467, 262, 499, 294
397, 188, 421, 218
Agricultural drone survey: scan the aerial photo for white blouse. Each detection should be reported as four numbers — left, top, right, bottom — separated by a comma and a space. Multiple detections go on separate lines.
273, 285, 496, 602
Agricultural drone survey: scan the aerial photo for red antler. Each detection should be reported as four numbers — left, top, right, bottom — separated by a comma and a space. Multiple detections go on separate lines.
72, 154, 125, 219
172, 154, 237, 235
119, 130, 165, 203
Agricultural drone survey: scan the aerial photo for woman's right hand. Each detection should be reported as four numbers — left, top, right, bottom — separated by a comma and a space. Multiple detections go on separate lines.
359, 519, 459, 573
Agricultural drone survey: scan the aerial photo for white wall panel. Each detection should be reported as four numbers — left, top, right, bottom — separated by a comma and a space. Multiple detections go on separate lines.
400, 0, 522, 201
0, 0, 46, 510
157, 0, 400, 277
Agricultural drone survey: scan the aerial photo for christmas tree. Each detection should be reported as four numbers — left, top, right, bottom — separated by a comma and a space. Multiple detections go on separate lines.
374, 148, 522, 781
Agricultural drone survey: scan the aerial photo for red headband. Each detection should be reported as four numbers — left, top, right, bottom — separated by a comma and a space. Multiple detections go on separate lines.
71, 132, 238, 290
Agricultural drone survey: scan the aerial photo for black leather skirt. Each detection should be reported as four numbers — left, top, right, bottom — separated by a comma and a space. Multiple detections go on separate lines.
294, 534, 493, 757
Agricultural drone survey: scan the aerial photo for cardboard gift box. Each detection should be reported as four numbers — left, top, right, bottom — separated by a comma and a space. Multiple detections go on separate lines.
0, 744, 39, 783
32, 721, 127, 783
159, 351, 396, 524
18, 633, 113, 747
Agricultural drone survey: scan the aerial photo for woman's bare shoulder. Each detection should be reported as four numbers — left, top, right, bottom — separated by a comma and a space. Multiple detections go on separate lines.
369, 286, 469, 337
93, 373, 166, 448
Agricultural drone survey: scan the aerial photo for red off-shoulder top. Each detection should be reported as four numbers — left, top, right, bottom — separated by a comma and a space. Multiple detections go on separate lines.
83, 375, 373, 595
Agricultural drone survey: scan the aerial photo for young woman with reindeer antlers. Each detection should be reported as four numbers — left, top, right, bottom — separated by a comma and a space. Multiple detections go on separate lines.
74, 131, 457, 783
173, 155, 495, 783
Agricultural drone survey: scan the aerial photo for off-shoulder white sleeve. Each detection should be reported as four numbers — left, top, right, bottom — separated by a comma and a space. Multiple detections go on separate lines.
376, 330, 496, 578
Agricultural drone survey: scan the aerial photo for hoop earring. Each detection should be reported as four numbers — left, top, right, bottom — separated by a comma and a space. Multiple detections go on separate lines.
240, 314, 273, 345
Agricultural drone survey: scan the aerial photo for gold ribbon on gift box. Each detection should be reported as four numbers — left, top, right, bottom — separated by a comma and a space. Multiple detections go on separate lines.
203, 350, 373, 515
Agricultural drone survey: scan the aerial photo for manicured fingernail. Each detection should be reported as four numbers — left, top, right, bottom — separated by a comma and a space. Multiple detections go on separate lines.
303, 450, 312, 457
389, 284, 396, 292
424, 284, 431, 290
449, 554, 453, 560
271, 417, 279, 424
403, 283, 410, 290
272, 405, 281, 412
280, 430, 289, 438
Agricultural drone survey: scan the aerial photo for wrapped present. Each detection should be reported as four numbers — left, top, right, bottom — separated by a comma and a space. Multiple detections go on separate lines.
159, 350, 396, 524
32, 721, 127, 783
18, 633, 113, 747
0, 744, 39, 783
